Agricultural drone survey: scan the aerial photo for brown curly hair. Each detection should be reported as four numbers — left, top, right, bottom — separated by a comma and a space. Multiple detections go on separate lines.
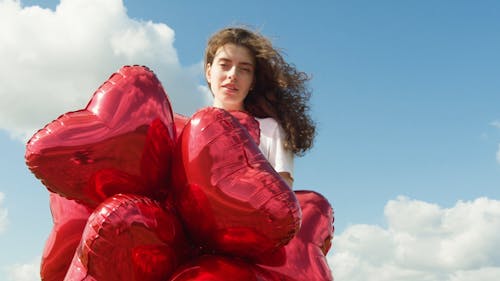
204, 27, 316, 156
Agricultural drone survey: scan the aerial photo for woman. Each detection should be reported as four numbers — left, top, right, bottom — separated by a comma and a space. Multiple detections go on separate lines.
204, 26, 316, 187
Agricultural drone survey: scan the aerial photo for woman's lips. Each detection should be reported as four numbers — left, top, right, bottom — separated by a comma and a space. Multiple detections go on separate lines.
222, 84, 238, 93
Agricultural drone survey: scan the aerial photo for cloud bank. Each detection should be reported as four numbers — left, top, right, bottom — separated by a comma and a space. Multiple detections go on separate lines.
3, 257, 39, 281
0, 0, 211, 141
329, 196, 500, 281
0, 192, 7, 234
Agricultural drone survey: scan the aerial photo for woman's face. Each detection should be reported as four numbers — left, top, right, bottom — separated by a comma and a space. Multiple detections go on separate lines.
206, 43, 255, 111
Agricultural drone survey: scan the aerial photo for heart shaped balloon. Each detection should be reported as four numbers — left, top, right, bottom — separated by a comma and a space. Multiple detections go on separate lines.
227, 110, 260, 145
168, 191, 334, 281
172, 107, 301, 261
26, 65, 334, 281
25, 65, 175, 207
65, 194, 191, 281
256, 190, 334, 280
168, 255, 273, 281
173, 110, 259, 145
173, 113, 189, 140
41, 192, 93, 281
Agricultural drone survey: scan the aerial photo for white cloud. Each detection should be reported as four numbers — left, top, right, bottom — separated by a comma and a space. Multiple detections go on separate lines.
490, 120, 500, 129
0, 0, 211, 141
4, 257, 40, 281
328, 196, 500, 281
0, 192, 7, 234
448, 267, 500, 281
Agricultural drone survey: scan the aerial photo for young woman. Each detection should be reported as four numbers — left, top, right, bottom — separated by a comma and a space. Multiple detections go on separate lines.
204, 27, 316, 187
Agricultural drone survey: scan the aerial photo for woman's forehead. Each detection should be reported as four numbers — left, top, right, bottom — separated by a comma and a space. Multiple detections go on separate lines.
214, 44, 255, 64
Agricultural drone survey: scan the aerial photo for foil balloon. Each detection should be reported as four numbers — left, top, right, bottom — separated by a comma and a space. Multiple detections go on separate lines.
174, 110, 259, 144
168, 255, 272, 281
25, 65, 175, 207
173, 113, 189, 140
228, 110, 260, 145
65, 194, 191, 281
41, 192, 93, 281
256, 190, 334, 281
26, 65, 335, 281
168, 191, 334, 281
172, 107, 301, 261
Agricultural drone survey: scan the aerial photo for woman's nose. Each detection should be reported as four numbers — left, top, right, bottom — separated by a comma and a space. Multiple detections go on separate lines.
227, 66, 237, 80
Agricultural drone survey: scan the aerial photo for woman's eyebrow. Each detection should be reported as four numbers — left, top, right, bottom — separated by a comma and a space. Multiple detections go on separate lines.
215, 57, 230, 63
216, 57, 254, 67
239, 61, 254, 67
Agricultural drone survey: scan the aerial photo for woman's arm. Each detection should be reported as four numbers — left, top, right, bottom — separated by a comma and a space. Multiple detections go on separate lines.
256, 117, 294, 188
279, 172, 294, 187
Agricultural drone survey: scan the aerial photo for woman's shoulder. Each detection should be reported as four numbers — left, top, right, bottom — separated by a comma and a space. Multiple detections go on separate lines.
255, 117, 286, 140
255, 117, 279, 131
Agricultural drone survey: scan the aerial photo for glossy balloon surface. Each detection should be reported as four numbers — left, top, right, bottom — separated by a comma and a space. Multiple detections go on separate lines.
25, 65, 175, 207
26, 65, 334, 281
228, 110, 260, 145
41, 193, 92, 281
168, 191, 334, 281
257, 190, 334, 281
173, 107, 301, 260
173, 113, 189, 140
65, 194, 190, 281
168, 255, 268, 281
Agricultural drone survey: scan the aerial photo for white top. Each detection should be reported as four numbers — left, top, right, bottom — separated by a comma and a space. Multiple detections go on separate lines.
255, 117, 294, 176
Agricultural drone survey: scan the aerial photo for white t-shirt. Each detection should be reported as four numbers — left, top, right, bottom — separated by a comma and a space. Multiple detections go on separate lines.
255, 117, 294, 176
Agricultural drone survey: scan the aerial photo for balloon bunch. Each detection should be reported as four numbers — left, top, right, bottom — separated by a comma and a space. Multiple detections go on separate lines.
25, 65, 334, 281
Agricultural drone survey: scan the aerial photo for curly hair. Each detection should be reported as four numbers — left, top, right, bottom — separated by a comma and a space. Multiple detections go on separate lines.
204, 27, 316, 156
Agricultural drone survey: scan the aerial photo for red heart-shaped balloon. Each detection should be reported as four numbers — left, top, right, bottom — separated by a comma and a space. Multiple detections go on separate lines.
41, 192, 93, 281
228, 110, 260, 145
173, 110, 259, 145
65, 194, 191, 281
168, 255, 274, 281
25, 65, 175, 207
172, 107, 301, 261
168, 191, 334, 281
256, 190, 334, 281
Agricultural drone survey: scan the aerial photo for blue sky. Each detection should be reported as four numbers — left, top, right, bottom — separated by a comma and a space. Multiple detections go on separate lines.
1, 0, 499, 280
